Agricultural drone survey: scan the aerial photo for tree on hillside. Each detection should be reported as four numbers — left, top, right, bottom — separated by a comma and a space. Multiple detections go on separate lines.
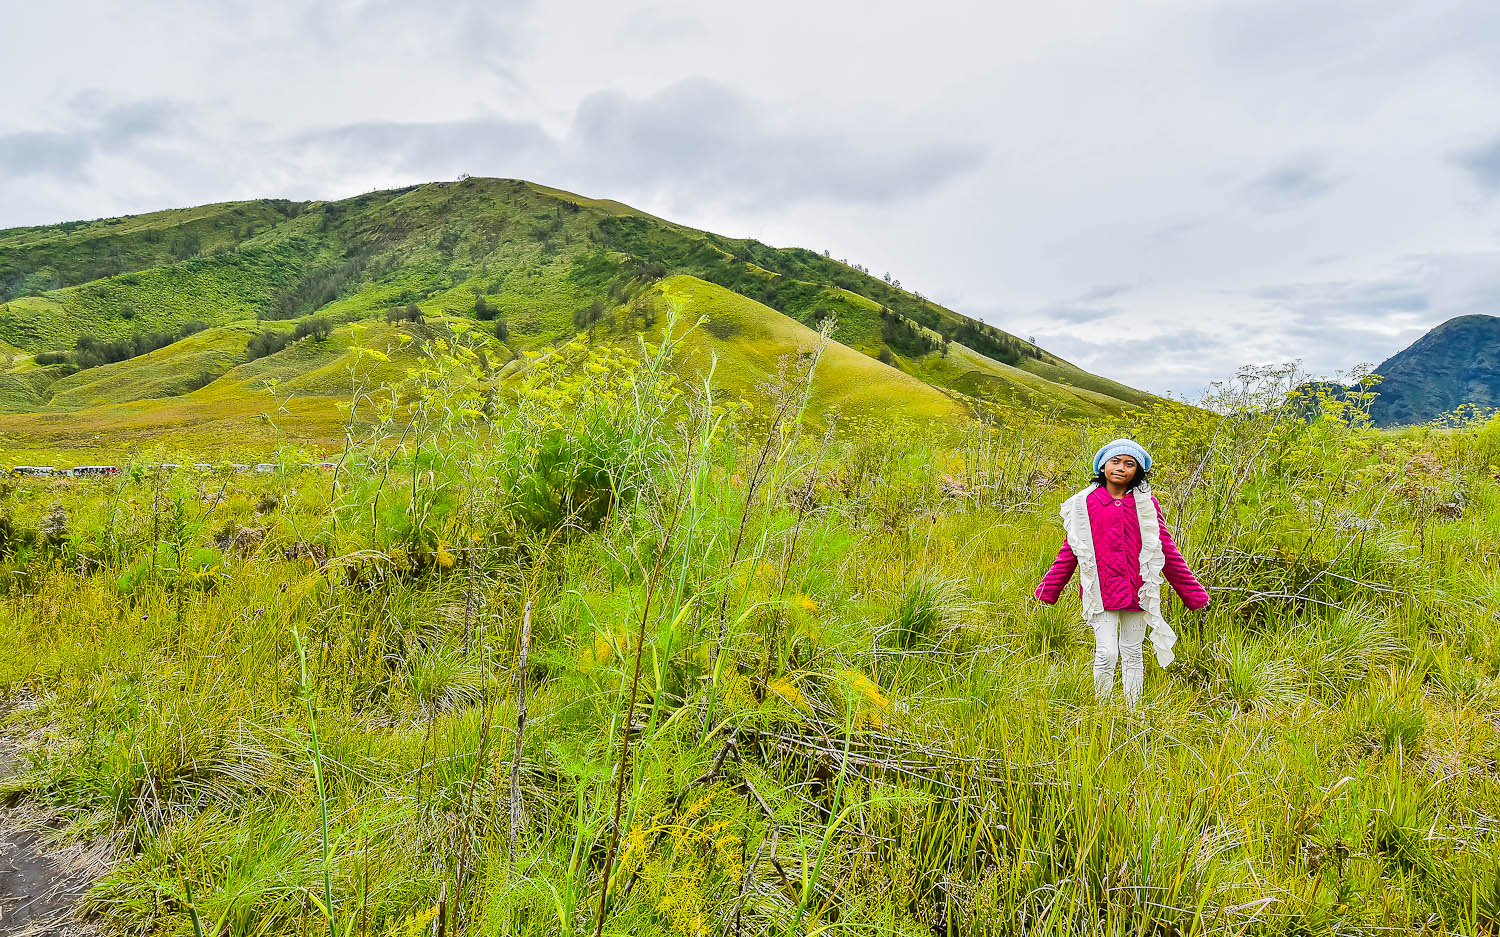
574, 298, 605, 338
246, 330, 291, 361
294, 317, 332, 342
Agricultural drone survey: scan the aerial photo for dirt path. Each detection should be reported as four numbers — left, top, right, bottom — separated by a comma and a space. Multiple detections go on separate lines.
0, 740, 103, 936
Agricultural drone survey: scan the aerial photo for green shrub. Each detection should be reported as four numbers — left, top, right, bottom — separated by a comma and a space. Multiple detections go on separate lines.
245, 330, 291, 361
506, 429, 631, 534
293, 316, 331, 342
1356, 690, 1426, 753
1215, 632, 1299, 710
885, 573, 964, 649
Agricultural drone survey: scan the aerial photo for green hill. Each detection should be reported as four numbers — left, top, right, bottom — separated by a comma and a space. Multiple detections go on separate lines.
0, 178, 1152, 458
1367, 315, 1500, 426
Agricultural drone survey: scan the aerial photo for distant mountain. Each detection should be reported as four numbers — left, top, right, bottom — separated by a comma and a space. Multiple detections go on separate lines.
0, 178, 1153, 458
1369, 315, 1500, 426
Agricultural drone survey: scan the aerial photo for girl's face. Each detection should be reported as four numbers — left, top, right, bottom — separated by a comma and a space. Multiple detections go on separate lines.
1104, 455, 1138, 487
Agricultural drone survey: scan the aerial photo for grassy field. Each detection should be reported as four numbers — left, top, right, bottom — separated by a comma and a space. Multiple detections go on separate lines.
0, 331, 1496, 936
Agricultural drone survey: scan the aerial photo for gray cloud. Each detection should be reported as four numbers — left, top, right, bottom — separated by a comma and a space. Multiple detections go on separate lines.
1018, 250, 1500, 399
568, 78, 987, 207
70, 94, 178, 142
1027, 328, 1229, 388
0, 96, 182, 183
1256, 278, 1430, 318
301, 117, 555, 177
1041, 304, 1116, 325
615, 5, 707, 42
1035, 284, 1133, 325
1251, 275, 1434, 369
1242, 156, 1343, 212
295, 0, 536, 82
1455, 132, 1500, 191
0, 132, 93, 180
1146, 217, 1206, 246
295, 78, 987, 210
1079, 283, 1130, 302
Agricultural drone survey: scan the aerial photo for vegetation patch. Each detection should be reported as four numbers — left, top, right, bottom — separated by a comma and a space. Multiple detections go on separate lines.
0, 338, 1497, 936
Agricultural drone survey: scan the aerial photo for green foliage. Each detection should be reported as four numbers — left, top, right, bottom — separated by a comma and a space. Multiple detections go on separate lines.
116, 542, 224, 595
293, 316, 332, 342
69, 319, 211, 370
885, 572, 965, 649
246, 329, 292, 361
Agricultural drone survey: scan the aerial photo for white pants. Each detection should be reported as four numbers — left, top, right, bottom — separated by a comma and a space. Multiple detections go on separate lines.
1090, 610, 1147, 706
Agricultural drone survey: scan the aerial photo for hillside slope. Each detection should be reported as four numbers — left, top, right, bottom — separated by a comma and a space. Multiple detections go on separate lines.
1369, 315, 1500, 426
0, 178, 1153, 457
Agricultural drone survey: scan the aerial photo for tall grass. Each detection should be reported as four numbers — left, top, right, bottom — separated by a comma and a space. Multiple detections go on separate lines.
0, 359, 1497, 936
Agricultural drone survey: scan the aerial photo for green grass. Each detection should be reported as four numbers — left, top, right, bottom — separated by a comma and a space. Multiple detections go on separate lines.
0, 199, 299, 298
44, 324, 259, 409
0, 320, 430, 463
656, 275, 965, 424
0, 344, 1496, 936
0, 369, 41, 413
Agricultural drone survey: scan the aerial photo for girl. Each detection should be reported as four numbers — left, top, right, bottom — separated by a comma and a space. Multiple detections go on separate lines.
1034, 438, 1208, 706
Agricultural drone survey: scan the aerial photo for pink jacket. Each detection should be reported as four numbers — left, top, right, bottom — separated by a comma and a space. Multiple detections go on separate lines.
1034, 488, 1209, 611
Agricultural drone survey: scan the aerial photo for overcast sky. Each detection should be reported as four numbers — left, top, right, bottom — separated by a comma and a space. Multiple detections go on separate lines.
4, 0, 1500, 396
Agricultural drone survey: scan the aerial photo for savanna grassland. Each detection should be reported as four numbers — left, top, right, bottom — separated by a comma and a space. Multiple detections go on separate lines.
1, 318, 1498, 937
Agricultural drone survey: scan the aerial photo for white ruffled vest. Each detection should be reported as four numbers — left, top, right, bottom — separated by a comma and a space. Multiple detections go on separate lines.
1059, 482, 1177, 667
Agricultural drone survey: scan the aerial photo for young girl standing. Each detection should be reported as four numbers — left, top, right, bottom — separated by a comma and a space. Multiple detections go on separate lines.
1033, 439, 1208, 706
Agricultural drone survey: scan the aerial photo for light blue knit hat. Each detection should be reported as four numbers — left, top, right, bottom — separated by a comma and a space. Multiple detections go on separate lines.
1093, 438, 1151, 474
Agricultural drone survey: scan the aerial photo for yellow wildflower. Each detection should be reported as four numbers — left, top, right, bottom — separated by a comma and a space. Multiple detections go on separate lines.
839, 668, 891, 728
768, 676, 810, 713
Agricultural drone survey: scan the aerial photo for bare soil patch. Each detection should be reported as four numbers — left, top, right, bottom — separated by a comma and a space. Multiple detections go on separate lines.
0, 732, 105, 936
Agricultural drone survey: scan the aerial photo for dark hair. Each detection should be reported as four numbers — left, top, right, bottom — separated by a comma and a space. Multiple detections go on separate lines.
1092, 466, 1149, 491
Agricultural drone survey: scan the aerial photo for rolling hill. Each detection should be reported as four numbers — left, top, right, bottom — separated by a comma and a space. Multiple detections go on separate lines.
1367, 314, 1500, 426
0, 178, 1153, 460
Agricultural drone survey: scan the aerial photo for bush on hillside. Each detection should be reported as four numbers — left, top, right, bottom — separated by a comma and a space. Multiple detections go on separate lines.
386, 304, 424, 324
246, 330, 292, 361
293, 317, 332, 342
266, 247, 377, 320
68, 320, 211, 370
573, 299, 605, 334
